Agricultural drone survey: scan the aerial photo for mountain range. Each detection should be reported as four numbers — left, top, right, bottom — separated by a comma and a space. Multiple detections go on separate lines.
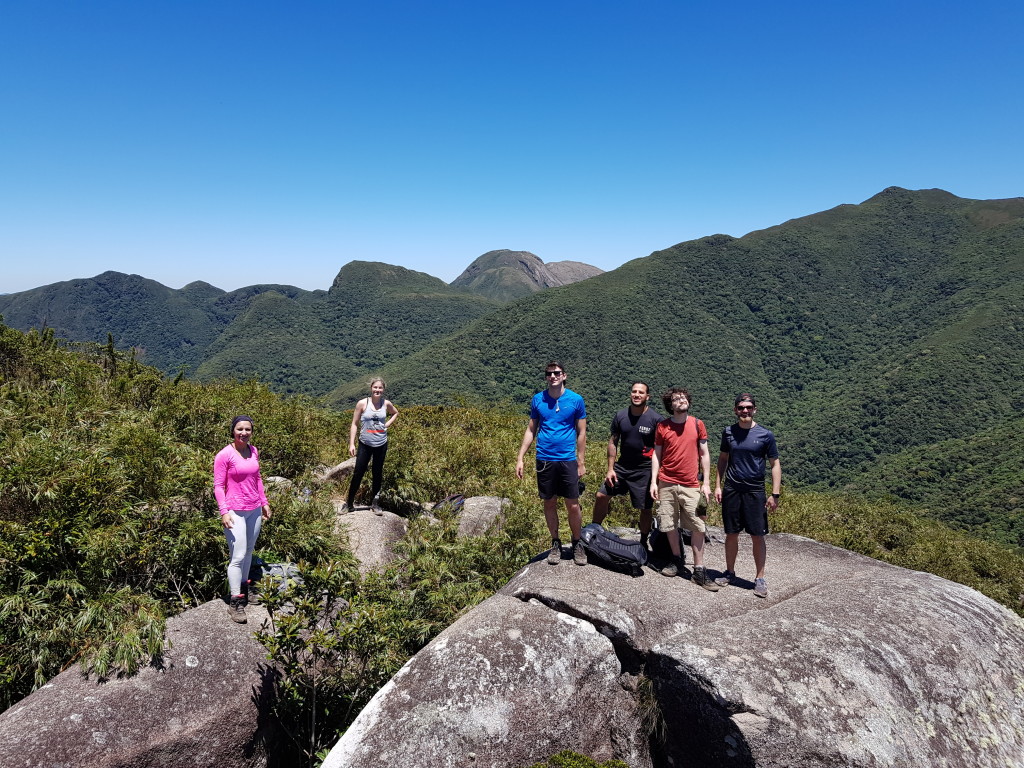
331, 188, 1024, 545
0, 251, 600, 394
2, 188, 1022, 544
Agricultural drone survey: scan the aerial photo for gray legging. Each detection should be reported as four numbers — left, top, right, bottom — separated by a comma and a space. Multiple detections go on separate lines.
224, 508, 263, 596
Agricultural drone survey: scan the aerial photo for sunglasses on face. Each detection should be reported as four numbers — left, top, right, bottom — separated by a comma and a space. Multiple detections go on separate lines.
545, 370, 564, 377
736, 405, 754, 412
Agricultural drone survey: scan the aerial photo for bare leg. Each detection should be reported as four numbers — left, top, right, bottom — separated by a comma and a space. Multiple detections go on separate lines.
592, 493, 610, 525
724, 533, 740, 573
565, 499, 583, 541
667, 527, 681, 558
752, 535, 767, 579
690, 529, 706, 567
543, 498, 561, 539
639, 508, 653, 538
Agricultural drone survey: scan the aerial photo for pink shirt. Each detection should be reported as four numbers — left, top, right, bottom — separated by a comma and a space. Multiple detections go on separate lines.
213, 444, 269, 515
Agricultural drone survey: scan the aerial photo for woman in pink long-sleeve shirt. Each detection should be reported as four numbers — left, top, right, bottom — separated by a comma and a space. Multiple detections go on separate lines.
213, 415, 272, 624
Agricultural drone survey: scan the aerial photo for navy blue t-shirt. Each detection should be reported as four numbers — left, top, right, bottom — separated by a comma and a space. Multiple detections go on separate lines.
720, 423, 779, 492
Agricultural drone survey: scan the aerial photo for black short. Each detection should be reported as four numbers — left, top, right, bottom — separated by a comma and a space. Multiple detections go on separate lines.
598, 465, 652, 510
536, 459, 580, 500
721, 487, 769, 536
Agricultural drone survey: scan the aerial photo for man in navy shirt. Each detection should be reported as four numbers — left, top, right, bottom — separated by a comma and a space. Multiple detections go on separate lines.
714, 393, 781, 597
516, 360, 588, 566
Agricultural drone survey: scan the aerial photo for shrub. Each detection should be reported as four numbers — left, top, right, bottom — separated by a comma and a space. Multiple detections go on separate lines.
0, 322, 355, 708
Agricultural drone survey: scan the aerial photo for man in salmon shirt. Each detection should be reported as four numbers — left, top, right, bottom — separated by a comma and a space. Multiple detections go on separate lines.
649, 387, 717, 589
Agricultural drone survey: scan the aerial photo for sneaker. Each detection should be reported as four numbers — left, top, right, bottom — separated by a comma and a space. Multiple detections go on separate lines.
228, 595, 247, 624
371, 496, 384, 515
572, 540, 588, 566
754, 577, 768, 598
661, 559, 679, 577
714, 570, 736, 588
693, 566, 720, 592
338, 501, 351, 514
547, 539, 562, 565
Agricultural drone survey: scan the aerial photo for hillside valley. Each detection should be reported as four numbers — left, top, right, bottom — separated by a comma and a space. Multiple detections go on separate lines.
2, 315, 1023, 760
0, 253, 600, 394
2, 188, 1022, 545
330, 188, 1024, 545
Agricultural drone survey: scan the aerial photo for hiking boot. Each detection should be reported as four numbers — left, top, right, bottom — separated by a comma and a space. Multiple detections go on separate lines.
547, 539, 562, 565
572, 540, 588, 566
714, 570, 736, 588
661, 558, 679, 577
228, 595, 247, 624
244, 580, 261, 606
754, 577, 769, 598
338, 501, 351, 515
371, 495, 384, 515
693, 566, 720, 592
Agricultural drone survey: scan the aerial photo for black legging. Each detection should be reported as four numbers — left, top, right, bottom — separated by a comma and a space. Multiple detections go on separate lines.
347, 441, 388, 506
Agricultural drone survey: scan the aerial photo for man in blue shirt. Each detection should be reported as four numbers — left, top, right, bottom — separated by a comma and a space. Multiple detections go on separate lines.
714, 393, 781, 597
516, 360, 588, 566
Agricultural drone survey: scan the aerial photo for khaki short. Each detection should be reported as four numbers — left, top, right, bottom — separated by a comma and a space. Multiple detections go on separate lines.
656, 483, 707, 533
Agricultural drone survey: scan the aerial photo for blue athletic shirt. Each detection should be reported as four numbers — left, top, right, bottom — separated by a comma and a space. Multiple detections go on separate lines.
720, 423, 779, 492
530, 388, 587, 461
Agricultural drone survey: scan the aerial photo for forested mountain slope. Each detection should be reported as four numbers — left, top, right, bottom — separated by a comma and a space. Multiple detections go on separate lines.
195, 261, 501, 393
0, 271, 320, 374
0, 263, 499, 395
330, 188, 1024, 544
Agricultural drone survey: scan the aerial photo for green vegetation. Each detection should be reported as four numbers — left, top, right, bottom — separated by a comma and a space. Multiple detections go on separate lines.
342, 188, 1024, 547
6, 190, 1022, 545
3, 317, 1024, 764
0, 270, 318, 374
257, 404, 546, 765
189, 261, 502, 394
0, 320, 350, 710
525, 752, 630, 768
0, 262, 499, 398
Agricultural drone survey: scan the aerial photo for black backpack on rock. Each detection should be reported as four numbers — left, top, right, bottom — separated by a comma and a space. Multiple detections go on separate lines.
648, 523, 692, 563
580, 523, 648, 578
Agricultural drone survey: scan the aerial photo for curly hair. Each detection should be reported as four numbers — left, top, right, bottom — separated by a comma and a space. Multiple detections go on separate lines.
661, 387, 692, 413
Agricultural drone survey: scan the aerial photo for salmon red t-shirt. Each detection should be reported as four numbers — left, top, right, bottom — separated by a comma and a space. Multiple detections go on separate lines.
654, 416, 707, 487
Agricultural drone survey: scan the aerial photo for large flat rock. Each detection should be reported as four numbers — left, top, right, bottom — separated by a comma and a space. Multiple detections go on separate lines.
323, 530, 1024, 767
323, 593, 648, 768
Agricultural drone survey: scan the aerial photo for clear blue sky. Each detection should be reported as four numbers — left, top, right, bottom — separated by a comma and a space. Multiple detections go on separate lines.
2, 1, 1022, 294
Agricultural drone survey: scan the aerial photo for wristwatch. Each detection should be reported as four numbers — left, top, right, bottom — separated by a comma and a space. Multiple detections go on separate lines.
771, 493, 781, 499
